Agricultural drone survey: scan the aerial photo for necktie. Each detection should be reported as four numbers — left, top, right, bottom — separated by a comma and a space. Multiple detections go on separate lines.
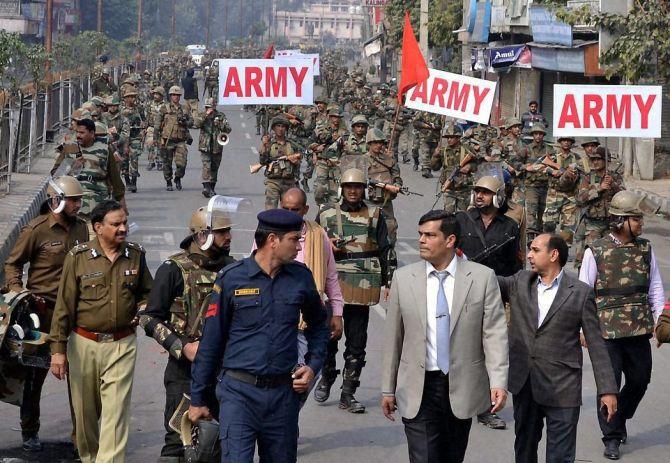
433, 270, 450, 374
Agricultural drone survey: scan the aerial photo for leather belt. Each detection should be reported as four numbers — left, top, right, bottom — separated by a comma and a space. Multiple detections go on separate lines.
75, 174, 105, 182
224, 369, 293, 389
74, 326, 135, 343
334, 250, 379, 261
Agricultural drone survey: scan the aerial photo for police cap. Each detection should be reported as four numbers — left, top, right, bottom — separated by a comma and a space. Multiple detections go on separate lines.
256, 209, 303, 233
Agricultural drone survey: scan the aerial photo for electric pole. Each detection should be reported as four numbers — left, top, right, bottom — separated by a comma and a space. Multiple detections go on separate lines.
137, 0, 143, 39
419, 0, 428, 61
240, 0, 244, 39
205, 0, 211, 47
224, 0, 229, 46
97, 0, 103, 33
171, 0, 176, 44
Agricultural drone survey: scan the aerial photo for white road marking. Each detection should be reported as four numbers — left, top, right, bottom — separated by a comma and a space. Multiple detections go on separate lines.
245, 133, 251, 139
241, 122, 247, 128
251, 147, 259, 155
239, 113, 243, 119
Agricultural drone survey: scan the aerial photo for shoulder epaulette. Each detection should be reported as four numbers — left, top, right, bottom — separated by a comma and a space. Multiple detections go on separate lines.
27, 214, 49, 229
125, 241, 146, 253
71, 243, 90, 254
216, 260, 244, 279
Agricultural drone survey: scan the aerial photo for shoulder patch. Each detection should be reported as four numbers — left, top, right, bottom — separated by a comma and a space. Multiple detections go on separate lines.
125, 241, 146, 253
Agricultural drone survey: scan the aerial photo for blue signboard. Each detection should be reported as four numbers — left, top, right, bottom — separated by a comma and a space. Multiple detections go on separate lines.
469, 1, 491, 43
529, 6, 572, 47
489, 45, 526, 68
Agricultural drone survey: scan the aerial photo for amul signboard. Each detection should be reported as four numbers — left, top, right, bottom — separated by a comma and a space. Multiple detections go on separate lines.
0, 0, 20, 16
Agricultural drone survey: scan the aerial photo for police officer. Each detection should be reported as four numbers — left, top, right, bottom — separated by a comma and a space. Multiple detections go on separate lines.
314, 168, 396, 413
188, 209, 330, 463
2, 177, 88, 452
430, 122, 479, 213
574, 146, 624, 268
455, 175, 521, 430
155, 86, 193, 192
194, 98, 232, 198
49, 200, 153, 463
258, 116, 301, 209
579, 191, 665, 460
139, 204, 235, 462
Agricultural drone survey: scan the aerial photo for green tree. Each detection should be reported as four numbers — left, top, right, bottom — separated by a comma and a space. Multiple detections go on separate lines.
0, 31, 52, 92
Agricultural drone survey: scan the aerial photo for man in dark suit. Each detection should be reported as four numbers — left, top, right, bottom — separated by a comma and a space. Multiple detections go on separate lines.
498, 233, 618, 463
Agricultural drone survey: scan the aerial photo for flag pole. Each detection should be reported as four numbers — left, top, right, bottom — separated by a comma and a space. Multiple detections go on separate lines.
387, 103, 402, 157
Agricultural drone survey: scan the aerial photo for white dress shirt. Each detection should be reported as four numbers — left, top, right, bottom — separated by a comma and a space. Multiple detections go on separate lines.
425, 257, 458, 371
579, 234, 666, 323
537, 270, 564, 327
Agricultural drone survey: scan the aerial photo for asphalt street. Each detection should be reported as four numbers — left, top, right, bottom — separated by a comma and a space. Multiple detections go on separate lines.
1, 102, 669, 463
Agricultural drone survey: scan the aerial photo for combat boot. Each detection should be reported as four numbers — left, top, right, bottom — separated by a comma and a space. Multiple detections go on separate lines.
124, 174, 131, 187
129, 176, 138, 193
402, 154, 410, 163
166, 179, 173, 191
301, 178, 310, 193
175, 178, 182, 191
210, 182, 217, 195
339, 358, 366, 413
156, 160, 163, 170
202, 182, 213, 198
421, 169, 433, 178
313, 367, 339, 403
147, 161, 155, 171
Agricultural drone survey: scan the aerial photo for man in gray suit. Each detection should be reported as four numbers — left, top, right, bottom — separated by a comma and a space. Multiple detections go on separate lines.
381, 210, 509, 463
498, 233, 618, 463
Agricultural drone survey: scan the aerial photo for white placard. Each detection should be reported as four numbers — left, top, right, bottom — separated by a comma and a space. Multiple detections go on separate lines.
275, 51, 320, 76
404, 68, 497, 124
553, 84, 662, 138
217, 59, 314, 105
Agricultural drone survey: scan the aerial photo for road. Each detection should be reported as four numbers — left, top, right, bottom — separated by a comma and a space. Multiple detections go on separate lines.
1, 101, 669, 463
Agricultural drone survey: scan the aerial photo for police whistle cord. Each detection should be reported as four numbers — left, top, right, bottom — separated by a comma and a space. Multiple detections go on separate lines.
469, 234, 516, 263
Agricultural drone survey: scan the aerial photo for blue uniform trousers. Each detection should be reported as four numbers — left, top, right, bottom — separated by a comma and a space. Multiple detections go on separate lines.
217, 373, 300, 463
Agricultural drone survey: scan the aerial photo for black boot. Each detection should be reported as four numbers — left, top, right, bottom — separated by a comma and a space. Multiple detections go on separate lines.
202, 182, 213, 198
129, 176, 138, 193
339, 358, 366, 413
421, 169, 433, 178
402, 154, 410, 163
210, 182, 217, 195
301, 178, 310, 193
166, 179, 173, 191
175, 178, 182, 191
147, 161, 155, 171
124, 174, 131, 187
313, 367, 339, 403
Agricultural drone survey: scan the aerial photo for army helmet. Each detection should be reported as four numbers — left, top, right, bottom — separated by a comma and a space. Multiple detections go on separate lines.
94, 121, 108, 136
102, 67, 111, 75
71, 108, 92, 122
351, 115, 369, 128
270, 116, 290, 129
340, 168, 367, 186
168, 85, 183, 96
505, 117, 522, 130
530, 124, 547, 135
314, 94, 329, 105
188, 204, 234, 251
327, 104, 342, 117
441, 122, 463, 138
581, 138, 600, 147
557, 135, 576, 143
365, 127, 387, 144
609, 190, 659, 217
123, 88, 139, 98
90, 96, 105, 107
204, 97, 216, 107
151, 86, 165, 97
105, 95, 121, 106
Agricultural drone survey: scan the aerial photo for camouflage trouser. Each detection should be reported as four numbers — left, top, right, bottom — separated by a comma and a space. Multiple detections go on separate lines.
303, 153, 315, 181
205, 81, 218, 98
387, 127, 402, 161
314, 160, 340, 206
184, 99, 199, 119
418, 138, 437, 171
574, 217, 608, 266
411, 130, 420, 162
145, 128, 158, 163
161, 141, 188, 180
370, 200, 398, 244
122, 138, 142, 178
542, 189, 577, 243
525, 185, 548, 235
200, 150, 222, 184
443, 189, 471, 213
512, 182, 526, 207
264, 177, 298, 209
397, 128, 412, 160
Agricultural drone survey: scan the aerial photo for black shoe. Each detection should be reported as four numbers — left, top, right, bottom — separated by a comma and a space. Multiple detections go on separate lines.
175, 178, 182, 190
339, 393, 366, 413
477, 411, 507, 430
621, 422, 627, 444
129, 177, 137, 193
313, 375, 337, 403
402, 155, 410, 164
22, 436, 43, 452
421, 169, 433, 178
166, 180, 173, 191
147, 162, 155, 171
156, 162, 163, 170
604, 440, 621, 460
301, 179, 310, 193
202, 182, 213, 198
413, 163, 419, 171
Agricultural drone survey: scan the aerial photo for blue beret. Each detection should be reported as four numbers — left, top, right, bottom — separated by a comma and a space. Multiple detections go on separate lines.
257, 209, 303, 232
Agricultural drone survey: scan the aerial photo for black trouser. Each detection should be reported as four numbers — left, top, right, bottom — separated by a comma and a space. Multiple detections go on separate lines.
20, 365, 49, 439
323, 304, 370, 372
598, 335, 652, 443
513, 379, 580, 463
162, 356, 219, 458
402, 372, 472, 463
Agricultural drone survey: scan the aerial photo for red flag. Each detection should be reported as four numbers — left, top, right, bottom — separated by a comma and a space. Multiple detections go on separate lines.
263, 43, 274, 59
397, 11, 429, 104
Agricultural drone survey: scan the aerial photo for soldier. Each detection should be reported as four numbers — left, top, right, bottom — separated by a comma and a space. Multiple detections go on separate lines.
310, 105, 348, 206
579, 191, 665, 460
48, 200, 153, 463
50, 118, 127, 223
365, 128, 403, 244
397, 107, 415, 164
91, 68, 117, 98
430, 122, 479, 213
155, 86, 193, 192
204, 60, 219, 98
499, 118, 527, 205
193, 98, 231, 198
139, 204, 235, 462
120, 88, 147, 193
145, 86, 166, 171
521, 124, 554, 241
101, 95, 125, 154
541, 135, 591, 244
314, 168, 396, 413
119, 76, 139, 103
2, 177, 88, 452
413, 110, 443, 178
180, 67, 200, 118
574, 146, 624, 268
258, 116, 301, 209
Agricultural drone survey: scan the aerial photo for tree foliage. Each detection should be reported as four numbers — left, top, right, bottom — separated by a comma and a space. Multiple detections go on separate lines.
0, 31, 52, 93
53, 31, 111, 74
540, 0, 670, 83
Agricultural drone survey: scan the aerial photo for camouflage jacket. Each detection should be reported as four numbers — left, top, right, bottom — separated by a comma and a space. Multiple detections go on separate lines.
121, 104, 146, 140
524, 141, 554, 186
430, 143, 479, 190
589, 236, 654, 339
546, 149, 588, 193
155, 101, 192, 143
193, 110, 231, 153
366, 151, 402, 204
576, 169, 624, 219
500, 135, 527, 174
259, 138, 296, 179
413, 112, 442, 142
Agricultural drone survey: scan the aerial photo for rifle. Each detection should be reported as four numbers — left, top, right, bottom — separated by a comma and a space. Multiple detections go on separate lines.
368, 179, 424, 197
468, 234, 517, 263
249, 155, 290, 174
440, 152, 476, 193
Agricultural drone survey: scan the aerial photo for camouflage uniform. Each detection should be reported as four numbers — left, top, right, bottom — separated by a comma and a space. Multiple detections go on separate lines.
431, 140, 479, 213
366, 150, 402, 244
120, 102, 146, 192
311, 116, 348, 206
541, 148, 589, 243
91, 75, 117, 98
523, 140, 554, 236
500, 133, 527, 205
413, 111, 443, 176
259, 136, 298, 210
145, 89, 165, 170
193, 107, 231, 196
205, 64, 219, 98
101, 103, 126, 156
574, 167, 624, 266
155, 99, 192, 190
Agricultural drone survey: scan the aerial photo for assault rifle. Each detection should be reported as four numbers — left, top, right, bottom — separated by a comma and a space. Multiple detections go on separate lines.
368, 179, 424, 197
468, 234, 517, 263
249, 153, 301, 174
440, 152, 476, 193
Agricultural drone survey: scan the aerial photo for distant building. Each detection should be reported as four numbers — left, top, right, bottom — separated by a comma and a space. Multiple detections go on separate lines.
274, 1, 366, 44
0, 0, 80, 43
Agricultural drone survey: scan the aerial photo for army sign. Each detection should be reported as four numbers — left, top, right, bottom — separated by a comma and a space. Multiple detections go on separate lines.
404, 68, 497, 124
553, 85, 662, 138
217, 59, 314, 105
